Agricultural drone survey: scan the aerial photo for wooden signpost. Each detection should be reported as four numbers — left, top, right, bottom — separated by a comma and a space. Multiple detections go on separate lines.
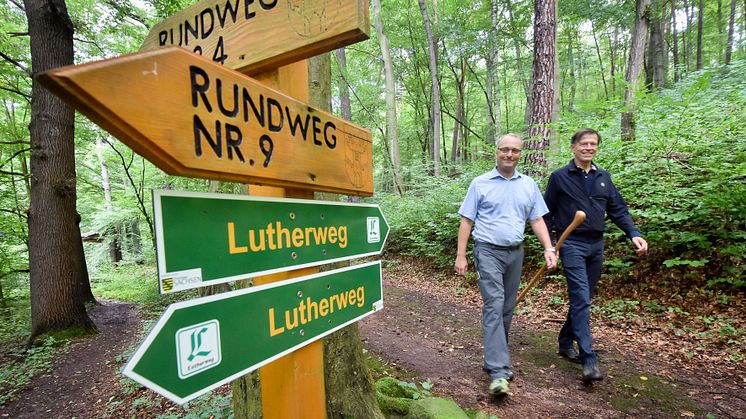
140, 0, 370, 76
37, 47, 373, 196
39, 0, 375, 415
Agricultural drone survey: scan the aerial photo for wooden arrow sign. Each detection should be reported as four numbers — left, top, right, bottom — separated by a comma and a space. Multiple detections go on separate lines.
140, 0, 369, 75
37, 47, 373, 195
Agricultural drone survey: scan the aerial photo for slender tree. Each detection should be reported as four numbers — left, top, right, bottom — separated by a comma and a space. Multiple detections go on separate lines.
24, 0, 96, 343
647, 0, 667, 90
372, 0, 404, 195
335, 49, 352, 121
672, 0, 681, 82
697, 0, 704, 69
523, 0, 557, 177
418, 0, 441, 176
725, 0, 736, 64
485, 0, 500, 143
621, 0, 651, 141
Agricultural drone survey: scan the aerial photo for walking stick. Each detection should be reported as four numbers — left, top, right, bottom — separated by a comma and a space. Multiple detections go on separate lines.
516, 210, 586, 304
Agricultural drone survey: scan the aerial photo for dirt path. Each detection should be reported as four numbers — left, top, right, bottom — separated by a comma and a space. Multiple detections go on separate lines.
359, 257, 745, 418
0, 258, 743, 418
0, 300, 142, 419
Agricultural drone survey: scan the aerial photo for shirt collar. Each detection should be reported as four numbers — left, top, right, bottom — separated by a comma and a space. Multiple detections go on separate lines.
489, 167, 523, 180
568, 160, 597, 173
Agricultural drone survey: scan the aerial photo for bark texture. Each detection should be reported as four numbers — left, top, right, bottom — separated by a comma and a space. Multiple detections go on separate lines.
621, 0, 652, 142
25, 0, 96, 343
524, 0, 557, 178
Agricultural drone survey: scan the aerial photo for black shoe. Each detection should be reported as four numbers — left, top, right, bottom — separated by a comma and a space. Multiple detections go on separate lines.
582, 361, 603, 383
558, 347, 581, 364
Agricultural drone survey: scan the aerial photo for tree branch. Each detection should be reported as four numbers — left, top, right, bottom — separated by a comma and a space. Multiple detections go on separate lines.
0, 85, 31, 100
0, 148, 31, 169
0, 169, 27, 177
0, 140, 29, 146
0, 51, 31, 77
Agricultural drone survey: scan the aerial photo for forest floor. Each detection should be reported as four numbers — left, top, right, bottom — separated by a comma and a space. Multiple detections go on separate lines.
0, 256, 743, 418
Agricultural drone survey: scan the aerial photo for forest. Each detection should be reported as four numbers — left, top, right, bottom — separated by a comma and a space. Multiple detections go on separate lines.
0, 0, 744, 417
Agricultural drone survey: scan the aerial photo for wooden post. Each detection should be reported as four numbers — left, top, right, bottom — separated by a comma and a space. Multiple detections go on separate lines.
247, 60, 327, 419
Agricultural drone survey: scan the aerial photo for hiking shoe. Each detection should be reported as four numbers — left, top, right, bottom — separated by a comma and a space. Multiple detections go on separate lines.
582, 361, 603, 384
558, 347, 581, 364
488, 378, 510, 396
506, 370, 514, 381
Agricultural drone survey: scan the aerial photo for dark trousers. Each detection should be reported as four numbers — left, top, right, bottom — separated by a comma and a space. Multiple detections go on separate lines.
558, 239, 604, 364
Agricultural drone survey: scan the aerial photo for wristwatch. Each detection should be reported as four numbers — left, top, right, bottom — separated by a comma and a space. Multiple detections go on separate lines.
544, 247, 556, 253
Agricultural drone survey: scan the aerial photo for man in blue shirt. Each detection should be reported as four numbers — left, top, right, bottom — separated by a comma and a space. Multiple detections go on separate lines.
455, 133, 557, 397
543, 128, 648, 384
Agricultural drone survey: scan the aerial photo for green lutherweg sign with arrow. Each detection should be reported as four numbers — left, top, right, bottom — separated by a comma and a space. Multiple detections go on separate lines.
122, 261, 383, 405
154, 190, 389, 293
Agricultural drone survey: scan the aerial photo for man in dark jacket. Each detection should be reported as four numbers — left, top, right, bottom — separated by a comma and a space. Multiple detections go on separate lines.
543, 128, 648, 384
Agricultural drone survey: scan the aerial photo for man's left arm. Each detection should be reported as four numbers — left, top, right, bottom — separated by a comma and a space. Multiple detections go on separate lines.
606, 178, 649, 256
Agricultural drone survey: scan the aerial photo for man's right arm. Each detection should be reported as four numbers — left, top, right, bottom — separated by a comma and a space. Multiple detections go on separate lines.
454, 217, 474, 276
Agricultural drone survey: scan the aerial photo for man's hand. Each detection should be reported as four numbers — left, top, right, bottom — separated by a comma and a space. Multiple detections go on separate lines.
544, 250, 558, 270
632, 236, 648, 256
454, 254, 469, 276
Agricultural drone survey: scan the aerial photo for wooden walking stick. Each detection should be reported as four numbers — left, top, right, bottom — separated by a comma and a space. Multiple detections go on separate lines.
516, 210, 586, 304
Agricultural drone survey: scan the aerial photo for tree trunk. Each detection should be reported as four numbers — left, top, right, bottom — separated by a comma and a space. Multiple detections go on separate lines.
725, 0, 736, 64
306, 53, 385, 418
418, 0, 441, 176
24, 0, 96, 343
523, 0, 557, 178
450, 58, 466, 165
485, 0, 500, 144
334, 49, 352, 121
95, 137, 122, 264
672, 0, 681, 82
621, 0, 651, 142
590, 21, 609, 100
372, 0, 403, 195
567, 30, 576, 112
647, 0, 667, 90
697, 0, 704, 69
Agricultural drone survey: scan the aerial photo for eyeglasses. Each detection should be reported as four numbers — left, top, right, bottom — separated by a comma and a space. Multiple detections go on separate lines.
497, 147, 522, 154
575, 142, 598, 149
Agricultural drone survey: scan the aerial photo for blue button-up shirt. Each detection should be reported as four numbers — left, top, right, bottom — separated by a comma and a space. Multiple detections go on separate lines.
458, 168, 548, 247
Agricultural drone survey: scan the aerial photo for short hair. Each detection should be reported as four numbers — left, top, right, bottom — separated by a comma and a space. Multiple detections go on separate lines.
496, 133, 523, 148
571, 128, 601, 145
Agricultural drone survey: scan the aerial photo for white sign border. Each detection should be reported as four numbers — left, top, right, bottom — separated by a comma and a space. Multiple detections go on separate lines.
152, 189, 390, 294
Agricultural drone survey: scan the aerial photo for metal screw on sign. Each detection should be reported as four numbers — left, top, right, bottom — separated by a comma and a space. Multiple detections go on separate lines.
299, 329, 305, 336
297, 291, 303, 298
291, 252, 297, 260
320, 213, 325, 220
322, 249, 327, 255
289, 212, 295, 220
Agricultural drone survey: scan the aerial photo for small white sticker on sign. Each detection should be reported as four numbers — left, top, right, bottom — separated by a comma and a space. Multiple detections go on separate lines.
160, 268, 202, 293
366, 217, 381, 243
176, 319, 221, 379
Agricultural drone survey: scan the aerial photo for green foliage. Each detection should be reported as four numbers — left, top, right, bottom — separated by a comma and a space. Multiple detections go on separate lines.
376, 161, 492, 267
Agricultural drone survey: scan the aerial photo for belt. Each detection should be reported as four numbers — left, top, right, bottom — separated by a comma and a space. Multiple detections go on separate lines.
474, 240, 523, 250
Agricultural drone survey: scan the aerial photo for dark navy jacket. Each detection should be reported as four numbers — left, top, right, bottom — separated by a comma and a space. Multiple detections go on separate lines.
543, 160, 640, 243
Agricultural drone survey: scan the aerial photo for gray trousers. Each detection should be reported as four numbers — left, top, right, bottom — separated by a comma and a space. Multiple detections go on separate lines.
473, 241, 524, 380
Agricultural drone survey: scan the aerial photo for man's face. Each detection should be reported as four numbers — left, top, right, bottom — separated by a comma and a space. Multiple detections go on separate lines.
495, 136, 522, 173
571, 133, 599, 165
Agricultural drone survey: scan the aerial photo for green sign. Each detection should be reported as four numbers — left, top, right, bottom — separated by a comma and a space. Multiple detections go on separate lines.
153, 189, 389, 293
122, 261, 383, 405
